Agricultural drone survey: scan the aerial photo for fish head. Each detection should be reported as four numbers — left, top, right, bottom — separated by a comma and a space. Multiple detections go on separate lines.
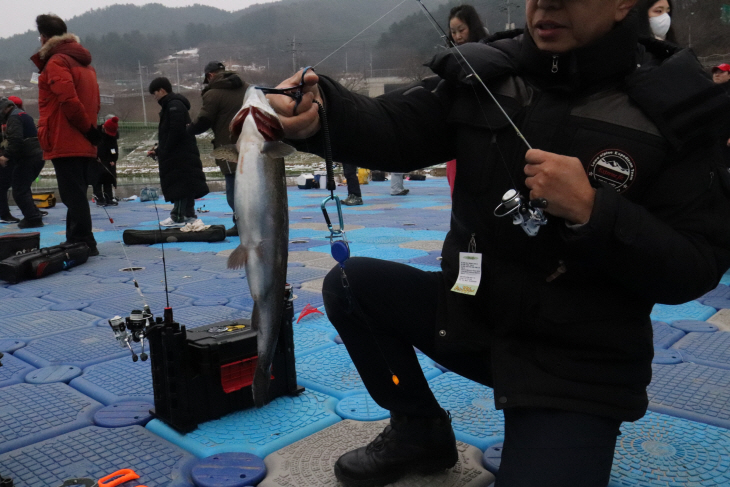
230, 86, 284, 148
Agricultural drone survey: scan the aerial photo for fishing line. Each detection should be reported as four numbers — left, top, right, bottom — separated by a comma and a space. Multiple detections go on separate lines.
93, 160, 149, 309
313, 0, 409, 68
151, 199, 171, 309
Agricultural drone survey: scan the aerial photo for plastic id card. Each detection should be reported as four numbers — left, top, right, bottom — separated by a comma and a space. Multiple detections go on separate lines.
450, 252, 482, 296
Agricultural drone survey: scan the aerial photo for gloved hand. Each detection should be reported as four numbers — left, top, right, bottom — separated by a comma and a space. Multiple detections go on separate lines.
84, 125, 102, 146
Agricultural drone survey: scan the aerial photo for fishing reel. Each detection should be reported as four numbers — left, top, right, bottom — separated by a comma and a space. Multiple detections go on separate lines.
494, 190, 548, 237
109, 305, 155, 362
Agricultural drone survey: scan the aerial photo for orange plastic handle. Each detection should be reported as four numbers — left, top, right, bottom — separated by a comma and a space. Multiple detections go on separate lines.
98, 469, 140, 487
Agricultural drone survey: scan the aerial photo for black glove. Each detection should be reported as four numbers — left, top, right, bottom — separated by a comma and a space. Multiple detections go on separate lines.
84, 125, 102, 146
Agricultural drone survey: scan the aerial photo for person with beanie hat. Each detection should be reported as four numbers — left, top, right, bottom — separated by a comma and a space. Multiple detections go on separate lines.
32, 13, 101, 255
7, 96, 23, 109
93, 116, 119, 206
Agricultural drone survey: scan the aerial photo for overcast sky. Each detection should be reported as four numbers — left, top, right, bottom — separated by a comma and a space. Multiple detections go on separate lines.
6, 0, 279, 39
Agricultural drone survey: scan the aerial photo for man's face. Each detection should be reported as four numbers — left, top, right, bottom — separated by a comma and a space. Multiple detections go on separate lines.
713, 70, 730, 84
526, 0, 637, 53
153, 89, 167, 101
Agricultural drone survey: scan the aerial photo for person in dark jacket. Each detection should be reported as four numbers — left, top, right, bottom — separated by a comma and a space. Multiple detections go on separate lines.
188, 61, 248, 236
148, 77, 209, 227
93, 116, 119, 207
0, 98, 45, 228
268, 1, 730, 485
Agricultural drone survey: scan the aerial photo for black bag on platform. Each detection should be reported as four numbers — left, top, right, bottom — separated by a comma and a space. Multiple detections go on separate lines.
0, 242, 90, 284
371, 171, 386, 182
123, 225, 226, 245
0, 232, 41, 261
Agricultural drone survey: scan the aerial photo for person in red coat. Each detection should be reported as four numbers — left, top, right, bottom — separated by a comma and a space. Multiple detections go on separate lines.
31, 14, 101, 255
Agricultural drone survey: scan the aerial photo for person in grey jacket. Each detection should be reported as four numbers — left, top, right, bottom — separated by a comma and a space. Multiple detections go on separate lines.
0, 98, 45, 228
188, 61, 248, 236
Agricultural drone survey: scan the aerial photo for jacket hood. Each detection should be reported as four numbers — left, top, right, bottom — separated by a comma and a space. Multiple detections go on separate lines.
159, 92, 192, 110
202, 72, 244, 94
31, 34, 91, 71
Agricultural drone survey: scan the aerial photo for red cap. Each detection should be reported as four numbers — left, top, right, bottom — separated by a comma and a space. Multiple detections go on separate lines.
103, 116, 119, 136
713, 64, 730, 73
7, 96, 22, 109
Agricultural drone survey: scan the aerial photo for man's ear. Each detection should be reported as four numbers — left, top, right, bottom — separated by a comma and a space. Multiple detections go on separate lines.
615, 0, 638, 22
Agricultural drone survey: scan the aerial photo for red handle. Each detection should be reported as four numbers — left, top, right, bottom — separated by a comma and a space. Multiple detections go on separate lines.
98, 469, 140, 487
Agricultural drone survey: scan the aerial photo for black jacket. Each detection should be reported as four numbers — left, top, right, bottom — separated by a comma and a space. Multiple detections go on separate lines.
96, 127, 118, 186
4, 108, 42, 164
156, 93, 209, 202
293, 18, 730, 421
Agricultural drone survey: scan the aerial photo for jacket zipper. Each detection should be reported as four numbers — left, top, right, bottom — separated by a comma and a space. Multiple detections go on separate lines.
546, 260, 567, 282
551, 56, 559, 74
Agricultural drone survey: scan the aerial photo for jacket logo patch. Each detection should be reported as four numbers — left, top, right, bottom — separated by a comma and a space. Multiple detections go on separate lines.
587, 149, 636, 193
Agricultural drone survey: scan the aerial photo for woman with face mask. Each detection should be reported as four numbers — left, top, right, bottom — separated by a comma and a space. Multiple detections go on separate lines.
637, 0, 677, 43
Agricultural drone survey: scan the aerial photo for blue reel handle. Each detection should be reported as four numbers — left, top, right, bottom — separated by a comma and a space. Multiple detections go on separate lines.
331, 240, 350, 265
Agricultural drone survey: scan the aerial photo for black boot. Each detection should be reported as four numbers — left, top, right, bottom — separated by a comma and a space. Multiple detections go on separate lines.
334, 410, 458, 486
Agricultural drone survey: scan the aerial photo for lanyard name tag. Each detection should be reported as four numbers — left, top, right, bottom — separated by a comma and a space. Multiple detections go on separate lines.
30, 72, 40, 84
110, 149, 116, 154
451, 252, 482, 296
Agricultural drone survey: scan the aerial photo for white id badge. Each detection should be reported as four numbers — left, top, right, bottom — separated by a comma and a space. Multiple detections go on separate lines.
110, 149, 117, 154
30, 72, 40, 84
450, 252, 482, 296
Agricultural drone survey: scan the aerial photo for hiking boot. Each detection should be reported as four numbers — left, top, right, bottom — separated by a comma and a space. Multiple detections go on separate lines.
342, 194, 363, 206
0, 214, 20, 223
17, 218, 44, 229
88, 246, 100, 257
334, 410, 458, 486
226, 226, 239, 237
108, 198, 119, 206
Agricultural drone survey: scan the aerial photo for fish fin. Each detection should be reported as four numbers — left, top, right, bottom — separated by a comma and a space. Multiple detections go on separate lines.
252, 365, 271, 408
227, 245, 248, 270
263, 141, 296, 158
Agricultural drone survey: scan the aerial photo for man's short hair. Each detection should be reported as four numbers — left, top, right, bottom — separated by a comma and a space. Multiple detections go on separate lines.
36, 14, 67, 38
149, 77, 173, 95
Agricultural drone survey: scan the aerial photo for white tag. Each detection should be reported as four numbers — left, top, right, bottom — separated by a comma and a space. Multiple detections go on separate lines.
451, 252, 482, 296
30, 72, 39, 85
110, 149, 116, 154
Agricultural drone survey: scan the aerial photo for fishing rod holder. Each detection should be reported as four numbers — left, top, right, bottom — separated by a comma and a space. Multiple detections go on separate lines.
494, 190, 548, 237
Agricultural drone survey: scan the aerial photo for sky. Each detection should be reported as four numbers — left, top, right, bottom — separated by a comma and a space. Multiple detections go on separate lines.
6, 0, 279, 39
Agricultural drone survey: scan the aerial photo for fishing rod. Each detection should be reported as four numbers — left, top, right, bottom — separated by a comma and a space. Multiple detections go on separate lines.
412, 0, 548, 236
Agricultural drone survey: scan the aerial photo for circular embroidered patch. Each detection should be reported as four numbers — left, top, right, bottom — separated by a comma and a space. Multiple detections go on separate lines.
587, 149, 636, 193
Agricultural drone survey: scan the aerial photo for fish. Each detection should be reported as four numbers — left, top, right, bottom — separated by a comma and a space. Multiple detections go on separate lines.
228, 87, 295, 407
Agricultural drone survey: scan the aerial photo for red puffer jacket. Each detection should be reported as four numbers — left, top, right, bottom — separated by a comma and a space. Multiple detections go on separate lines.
31, 34, 100, 160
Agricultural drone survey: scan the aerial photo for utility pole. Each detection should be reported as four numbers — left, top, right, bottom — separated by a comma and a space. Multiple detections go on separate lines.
345, 51, 348, 73
370, 51, 373, 78
292, 35, 297, 73
175, 57, 180, 93
138, 60, 147, 124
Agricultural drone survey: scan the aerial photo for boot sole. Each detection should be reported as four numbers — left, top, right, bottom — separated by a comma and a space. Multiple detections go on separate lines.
334, 455, 457, 487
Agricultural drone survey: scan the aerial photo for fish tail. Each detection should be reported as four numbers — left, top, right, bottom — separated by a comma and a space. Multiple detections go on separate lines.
227, 245, 248, 270
252, 365, 271, 408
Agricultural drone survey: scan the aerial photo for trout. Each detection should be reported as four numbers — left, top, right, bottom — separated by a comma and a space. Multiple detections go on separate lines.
228, 87, 295, 407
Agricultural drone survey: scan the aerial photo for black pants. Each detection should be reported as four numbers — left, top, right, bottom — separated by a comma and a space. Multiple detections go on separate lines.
52, 157, 97, 248
0, 159, 43, 219
322, 258, 621, 486
342, 163, 361, 197
170, 198, 196, 222
93, 183, 114, 202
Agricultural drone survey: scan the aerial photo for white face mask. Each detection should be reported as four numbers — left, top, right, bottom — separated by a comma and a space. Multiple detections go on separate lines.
649, 13, 671, 40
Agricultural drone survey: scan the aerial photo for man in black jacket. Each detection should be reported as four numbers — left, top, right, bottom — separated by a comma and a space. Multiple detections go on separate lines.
270, 1, 730, 485
148, 77, 209, 227
0, 98, 45, 228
